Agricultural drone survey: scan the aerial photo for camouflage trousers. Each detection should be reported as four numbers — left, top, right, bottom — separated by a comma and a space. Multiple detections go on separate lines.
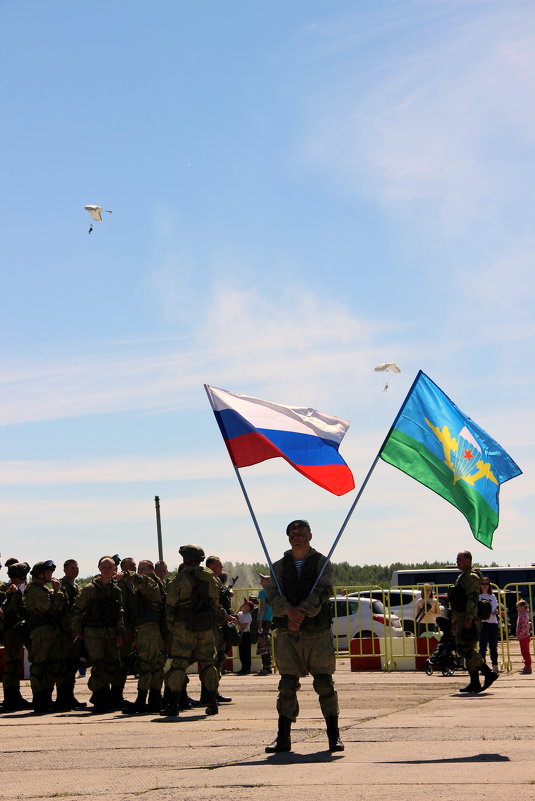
454, 618, 483, 672
166, 622, 218, 694
57, 629, 79, 693
135, 622, 165, 692
274, 628, 339, 722
84, 627, 122, 692
2, 629, 25, 691
28, 625, 65, 694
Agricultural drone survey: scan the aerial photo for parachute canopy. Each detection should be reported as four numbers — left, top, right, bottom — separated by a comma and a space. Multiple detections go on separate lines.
84, 205, 112, 222
374, 362, 401, 373
84, 205, 103, 222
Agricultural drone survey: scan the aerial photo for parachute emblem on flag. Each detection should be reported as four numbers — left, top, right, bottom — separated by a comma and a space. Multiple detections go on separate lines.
425, 418, 498, 488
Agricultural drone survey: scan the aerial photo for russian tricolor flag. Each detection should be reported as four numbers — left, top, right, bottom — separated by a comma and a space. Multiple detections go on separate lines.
205, 385, 355, 496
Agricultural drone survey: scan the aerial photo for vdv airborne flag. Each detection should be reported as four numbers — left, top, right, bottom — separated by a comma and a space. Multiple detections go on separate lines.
379, 371, 522, 548
205, 385, 355, 496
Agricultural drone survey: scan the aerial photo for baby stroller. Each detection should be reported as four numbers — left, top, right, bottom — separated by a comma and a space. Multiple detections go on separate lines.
425, 615, 466, 676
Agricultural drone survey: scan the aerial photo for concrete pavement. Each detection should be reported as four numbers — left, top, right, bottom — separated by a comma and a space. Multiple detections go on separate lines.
2, 659, 535, 801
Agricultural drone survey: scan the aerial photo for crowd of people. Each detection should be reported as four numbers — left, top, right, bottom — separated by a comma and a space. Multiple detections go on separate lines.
0, 549, 272, 717
1, 535, 532, 756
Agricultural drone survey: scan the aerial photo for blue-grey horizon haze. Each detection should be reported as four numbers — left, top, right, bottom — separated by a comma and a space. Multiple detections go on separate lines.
1, 1, 533, 578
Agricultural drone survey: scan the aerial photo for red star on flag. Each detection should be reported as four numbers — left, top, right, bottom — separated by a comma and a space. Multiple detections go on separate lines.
463, 449, 474, 461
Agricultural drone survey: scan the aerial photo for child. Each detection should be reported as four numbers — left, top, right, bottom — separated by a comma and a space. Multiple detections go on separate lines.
516, 600, 532, 675
236, 599, 254, 676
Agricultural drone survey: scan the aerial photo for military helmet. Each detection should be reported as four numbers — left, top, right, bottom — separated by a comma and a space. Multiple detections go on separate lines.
7, 562, 30, 579
179, 544, 205, 562
30, 559, 56, 577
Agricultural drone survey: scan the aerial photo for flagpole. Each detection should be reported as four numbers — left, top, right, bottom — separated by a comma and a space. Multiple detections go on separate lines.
309, 370, 424, 594
204, 384, 283, 596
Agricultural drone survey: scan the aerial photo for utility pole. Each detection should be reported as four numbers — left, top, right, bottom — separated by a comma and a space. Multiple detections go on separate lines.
154, 495, 163, 561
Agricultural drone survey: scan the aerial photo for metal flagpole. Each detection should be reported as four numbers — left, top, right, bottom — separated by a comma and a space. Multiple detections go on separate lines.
203, 384, 283, 596
309, 370, 424, 594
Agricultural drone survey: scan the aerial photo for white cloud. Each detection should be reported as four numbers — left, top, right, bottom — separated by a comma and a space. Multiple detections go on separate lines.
303, 6, 535, 231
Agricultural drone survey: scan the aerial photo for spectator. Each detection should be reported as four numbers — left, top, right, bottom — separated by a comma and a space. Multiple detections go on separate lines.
478, 577, 500, 674
516, 600, 532, 675
237, 600, 254, 675
415, 586, 440, 636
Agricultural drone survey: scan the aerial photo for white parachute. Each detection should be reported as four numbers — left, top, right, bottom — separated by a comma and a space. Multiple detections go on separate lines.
374, 362, 401, 391
374, 363, 401, 373
84, 205, 112, 232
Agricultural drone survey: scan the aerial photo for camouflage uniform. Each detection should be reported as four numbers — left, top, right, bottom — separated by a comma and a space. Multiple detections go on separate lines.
24, 580, 67, 709
71, 578, 124, 709
451, 567, 484, 671
267, 547, 338, 722
164, 566, 222, 705
115, 574, 137, 693
1, 578, 31, 709
56, 577, 83, 708
121, 570, 166, 712
451, 562, 497, 693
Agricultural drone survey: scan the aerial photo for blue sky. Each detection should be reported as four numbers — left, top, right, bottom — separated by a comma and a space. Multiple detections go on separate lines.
1, 0, 533, 578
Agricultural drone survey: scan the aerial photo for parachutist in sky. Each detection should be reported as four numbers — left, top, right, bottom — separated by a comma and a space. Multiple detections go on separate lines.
88, 224, 93, 234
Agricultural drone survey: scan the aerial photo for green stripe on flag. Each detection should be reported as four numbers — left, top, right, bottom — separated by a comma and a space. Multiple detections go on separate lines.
380, 428, 498, 548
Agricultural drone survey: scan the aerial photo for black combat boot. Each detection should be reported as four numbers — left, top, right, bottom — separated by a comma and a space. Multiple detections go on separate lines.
91, 688, 112, 714
160, 691, 180, 717
122, 690, 148, 714
146, 689, 162, 713
178, 684, 194, 710
205, 690, 219, 716
2, 688, 32, 712
481, 663, 499, 690
459, 671, 481, 693
53, 685, 73, 711
32, 689, 53, 715
109, 685, 124, 710
265, 717, 292, 753
325, 716, 345, 752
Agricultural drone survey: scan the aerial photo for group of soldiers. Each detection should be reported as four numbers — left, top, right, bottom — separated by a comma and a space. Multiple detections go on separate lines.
0, 547, 237, 717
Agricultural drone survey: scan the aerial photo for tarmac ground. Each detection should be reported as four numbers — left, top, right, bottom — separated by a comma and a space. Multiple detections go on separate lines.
2, 656, 535, 801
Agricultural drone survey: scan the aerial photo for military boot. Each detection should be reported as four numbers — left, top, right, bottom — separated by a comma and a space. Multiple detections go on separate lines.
459, 671, 481, 693
265, 717, 292, 753
91, 688, 112, 714
160, 691, 180, 717
204, 690, 219, 716
32, 689, 53, 715
109, 685, 124, 710
481, 663, 499, 690
325, 716, 345, 752
122, 690, 148, 714
2, 688, 32, 712
53, 685, 73, 712
146, 689, 162, 713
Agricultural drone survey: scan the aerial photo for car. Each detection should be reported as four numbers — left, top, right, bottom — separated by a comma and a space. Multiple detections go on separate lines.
347, 589, 446, 635
330, 595, 404, 649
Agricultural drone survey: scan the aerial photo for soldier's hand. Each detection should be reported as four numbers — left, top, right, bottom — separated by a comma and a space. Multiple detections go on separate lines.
464, 618, 473, 629
288, 619, 301, 631
6, 583, 18, 594
286, 605, 306, 626
50, 577, 61, 590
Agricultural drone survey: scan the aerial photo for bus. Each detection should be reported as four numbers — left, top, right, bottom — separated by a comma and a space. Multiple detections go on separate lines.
391, 566, 535, 590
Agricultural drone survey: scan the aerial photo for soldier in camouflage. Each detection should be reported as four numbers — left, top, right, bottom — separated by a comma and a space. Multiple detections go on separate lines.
56, 559, 87, 711
265, 520, 343, 754
161, 545, 224, 717
24, 560, 68, 714
451, 550, 499, 694
71, 556, 125, 714
121, 559, 167, 714
1, 562, 32, 711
